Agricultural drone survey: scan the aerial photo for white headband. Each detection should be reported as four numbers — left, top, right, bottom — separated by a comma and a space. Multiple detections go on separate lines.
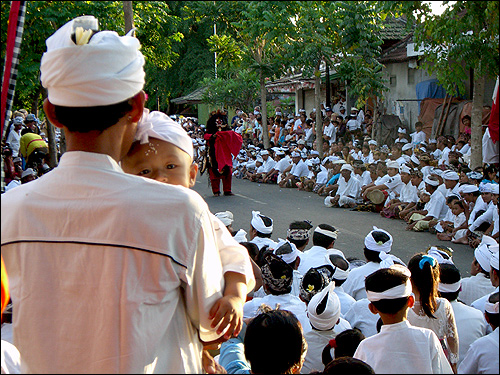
475, 244, 495, 272
331, 265, 349, 281
438, 280, 461, 293
314, 226, 338, 240
134, 109, 194, 158
398, 127, 406, 134
366, 279, 412, 302
424, 176, 440, 187
485, 299, 499, 314
273, 239, 299, 264
364, 226, 393, 253
41, 16, 145, 107
491, 251, 499, 271
215, 211, 234, 227
251, 211, 273, 234
427, 247, 454, 265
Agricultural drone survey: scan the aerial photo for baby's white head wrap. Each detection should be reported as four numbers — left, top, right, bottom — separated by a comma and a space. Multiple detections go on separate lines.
307, 281, 341, 331
134, 109, 193, 158
251, 211, 273, 234
41, 15, 145, 107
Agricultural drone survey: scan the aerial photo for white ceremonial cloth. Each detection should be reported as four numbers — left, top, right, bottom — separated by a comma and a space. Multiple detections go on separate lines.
298, 246, 336, 275
458, 327, 499, 374
459, 273, 496, 306
1, 151, 225, 374
450, 300, 488, 367
302, 330, 337, 374
400, 180, 419, 203
354, 320, 453, 374
290, 159, 310, 178
342, 261, 380, 300
336, 174, 362, 202
249, 236, 278, 251
344, 298, 380, 338
424, 188, 448, 220
212, 216, 256, 291
1, 340, 21, 375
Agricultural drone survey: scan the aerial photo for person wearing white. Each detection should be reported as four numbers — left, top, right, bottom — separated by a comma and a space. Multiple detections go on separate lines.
342, 227, 395, 301
344, 298, 380, 338
471, 250, 499, 314
482, 127, 499, 164
438, 264, 488, 367
325, 164, 362, 208
1, 16, 229, 374
458, 292, 499, 374
298, 225, 343, 276
248, 211, 278, 250
6, 118, 23, 157
460, 237, 498, 305
302, 282, 342, 374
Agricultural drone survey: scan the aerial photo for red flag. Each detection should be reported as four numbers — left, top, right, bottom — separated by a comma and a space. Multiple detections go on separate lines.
488, 76, 499, 143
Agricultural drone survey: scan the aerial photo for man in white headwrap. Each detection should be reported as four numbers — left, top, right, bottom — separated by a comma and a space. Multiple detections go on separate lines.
471, 240, 500, 314
302, 282, 343, 374
342, 226, 398, 301
437, 262, 488, 368
324, 163, 361, 208
395, 127, 408, 144
1, 16, 229, 374
406, 176, 448, 232
458, 291, 499, 374
459, 236, 499, 306
249, 211, 278, 250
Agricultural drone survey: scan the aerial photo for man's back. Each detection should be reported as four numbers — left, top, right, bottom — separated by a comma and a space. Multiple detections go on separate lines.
1, 152, 225, 373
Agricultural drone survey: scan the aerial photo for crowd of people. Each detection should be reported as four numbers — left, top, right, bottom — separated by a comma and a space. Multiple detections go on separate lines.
1, 15, 499, 375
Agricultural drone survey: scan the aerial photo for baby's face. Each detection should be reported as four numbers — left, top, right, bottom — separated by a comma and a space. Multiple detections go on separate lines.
121, 139, 197, 188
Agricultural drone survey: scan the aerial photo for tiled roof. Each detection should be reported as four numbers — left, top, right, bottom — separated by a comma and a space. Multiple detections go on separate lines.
378, 33, 414, 64
380, 16, 409, 40
170, 86, 207, 104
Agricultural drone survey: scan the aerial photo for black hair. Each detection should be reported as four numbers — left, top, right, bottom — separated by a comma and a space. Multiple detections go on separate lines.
239, 241, 260, 263
321, 328, 366, 366
485, 292, 499, 328
408, 252, 439, 319
329, 254, 349, 286
438, 263, 461, 302
365, 267, 410, 314
446, 195, 459, 204
312, 224, 337, 248
254, 215, 273, 238
244, 308, 307, 374
288, 220, 313, 248
53, 98, 134, 133
323, 357, 374, 374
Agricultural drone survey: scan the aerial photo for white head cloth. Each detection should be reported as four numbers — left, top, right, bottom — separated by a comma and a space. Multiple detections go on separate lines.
340, 164, 354, 173
474, 242, 498, 273
215, 211, 234, 227
402, 143, 413, 151
485, 296, 499, 314
491, 251, 499, 271
233, 229, 248, 243
387, 161, 400, 169
398, 127, 406, 134
272, 239, 299, 264
490, 183, 499, 195
424, 176, 440, 186
459, 184, 479, 194
400, 165, 412, 174
368, 140, 377, 145
134, 109, 193, 158
41, 16, 145, 107
427, 247, 454, 265
364, 226, 393, 253
410, 154, 420, 165
438, 279, 462, 293
379, 252, 405, 269
367, 278, 412, 302
251, 211, 273, 234
314, 226, 339, 240
307, 281, 341, 331
443, 170, 459, 181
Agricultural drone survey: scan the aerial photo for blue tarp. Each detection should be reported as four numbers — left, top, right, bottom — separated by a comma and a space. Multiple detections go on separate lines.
416, 79, 447, 113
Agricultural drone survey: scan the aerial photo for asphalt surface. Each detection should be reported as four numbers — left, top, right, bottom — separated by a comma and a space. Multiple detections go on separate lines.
192, 172, 476, 277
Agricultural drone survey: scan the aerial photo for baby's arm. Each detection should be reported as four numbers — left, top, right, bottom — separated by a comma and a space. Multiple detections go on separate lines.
209, 271, 247, 340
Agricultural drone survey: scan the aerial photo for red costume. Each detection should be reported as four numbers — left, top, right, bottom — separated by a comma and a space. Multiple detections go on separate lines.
204, 111, 242, 196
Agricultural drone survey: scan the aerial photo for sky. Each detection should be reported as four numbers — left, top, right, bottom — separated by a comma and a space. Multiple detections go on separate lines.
426, 1, 456, 15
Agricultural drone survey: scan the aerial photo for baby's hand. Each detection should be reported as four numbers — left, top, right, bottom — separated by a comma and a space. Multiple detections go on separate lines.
209, 295, 244, 340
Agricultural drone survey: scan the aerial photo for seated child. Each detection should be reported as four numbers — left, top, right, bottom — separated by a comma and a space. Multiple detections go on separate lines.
353, 265, 453, 373
436, 199, 467, 242
121, 109, 256, 342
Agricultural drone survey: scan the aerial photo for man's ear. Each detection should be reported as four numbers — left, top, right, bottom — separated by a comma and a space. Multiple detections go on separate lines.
407, 294, 415, 308
368, 302, 378, 315
43, 99, 65, 129
129, 90, 146, 123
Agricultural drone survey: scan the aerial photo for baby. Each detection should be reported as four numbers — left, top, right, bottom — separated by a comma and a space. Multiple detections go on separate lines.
121, 109, 255, 342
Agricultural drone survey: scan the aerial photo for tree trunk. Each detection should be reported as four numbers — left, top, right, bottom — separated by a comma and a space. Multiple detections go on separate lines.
470, 72, 484, 170
260, 71, 270, 148
42, 88, 59, 167
123, 1, 134, 33
30, 84, 43, 117
372, 96, 378, 140
325, 60, 331, 108
315, 60, 323, 157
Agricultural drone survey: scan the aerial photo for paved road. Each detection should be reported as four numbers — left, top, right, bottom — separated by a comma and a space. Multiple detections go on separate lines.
192, 173, 476, 277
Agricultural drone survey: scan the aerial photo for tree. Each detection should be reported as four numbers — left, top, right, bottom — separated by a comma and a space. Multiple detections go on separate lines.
385, 1, 499, 169
193, 1, 296, 148
283, 1, 387, 157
